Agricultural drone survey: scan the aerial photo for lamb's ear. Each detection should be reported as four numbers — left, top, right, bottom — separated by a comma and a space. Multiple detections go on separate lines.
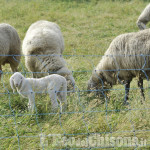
19, 76, 25, 89
10, 77, 16, 93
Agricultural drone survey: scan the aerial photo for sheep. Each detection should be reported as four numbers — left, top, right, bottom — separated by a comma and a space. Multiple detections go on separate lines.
22, 20, 75, 91
137, 4, 150, 30
0, 23, 21, 79
10, 72, 67, 112
88, 28, 150, 104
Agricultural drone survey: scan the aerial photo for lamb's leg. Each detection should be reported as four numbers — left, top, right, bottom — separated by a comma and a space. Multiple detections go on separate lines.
138, 77, 145, 103
28, 91, 35, 113
48, 90, 59, 112
58, 90, 67, 112
124, 81, 131, 105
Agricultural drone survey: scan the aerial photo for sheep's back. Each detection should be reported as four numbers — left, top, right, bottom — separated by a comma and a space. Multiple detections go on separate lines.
96, 29, 150, 82
105, 30, 150, 69
22, 20, 64, 56
0, 23, 21, 64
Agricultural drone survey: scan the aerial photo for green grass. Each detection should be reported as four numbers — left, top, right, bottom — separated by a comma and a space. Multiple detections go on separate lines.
0, 0, 150, 149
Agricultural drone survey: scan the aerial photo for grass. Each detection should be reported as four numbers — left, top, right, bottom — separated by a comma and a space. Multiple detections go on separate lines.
0, 0, 150, 149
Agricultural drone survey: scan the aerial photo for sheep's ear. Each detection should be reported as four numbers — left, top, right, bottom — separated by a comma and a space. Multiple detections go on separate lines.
10, 77, 16, 93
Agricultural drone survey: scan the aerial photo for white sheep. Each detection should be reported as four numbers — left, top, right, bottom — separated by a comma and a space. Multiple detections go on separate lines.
137, 4, 150, 30
0, 23, 21, 79
10, 72, 67, 112
22, 20, 75, 91
88, 29, 150, 104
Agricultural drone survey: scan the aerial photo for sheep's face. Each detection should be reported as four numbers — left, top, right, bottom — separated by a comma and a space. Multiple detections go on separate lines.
12, 72, 24, 88
87, 72, 109, 98
87, 78, 96, 91
87, 77, 102, 92
66, 75, 75, 92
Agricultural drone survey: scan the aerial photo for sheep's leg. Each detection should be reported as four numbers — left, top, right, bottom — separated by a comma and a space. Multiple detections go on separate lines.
138, 77, 145, 103
28, 91, 35, 113
48, 90, 59, 112
0, 65, 2, 80
10, 63, 18, 72
124, 81, 131, 105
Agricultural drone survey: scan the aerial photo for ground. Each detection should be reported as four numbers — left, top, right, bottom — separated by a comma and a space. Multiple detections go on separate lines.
0, 0, 150, 149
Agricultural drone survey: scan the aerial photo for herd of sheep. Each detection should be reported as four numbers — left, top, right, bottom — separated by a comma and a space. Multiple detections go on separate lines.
1, 4, 150, 112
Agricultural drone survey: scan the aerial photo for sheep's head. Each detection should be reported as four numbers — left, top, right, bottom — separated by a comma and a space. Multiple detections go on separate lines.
87, 72, 103, 92
10, 72, 24, 90
87, 71, 111, 98
65, 74, 75, 92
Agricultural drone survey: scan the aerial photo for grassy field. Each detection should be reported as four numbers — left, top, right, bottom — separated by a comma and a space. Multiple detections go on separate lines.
0, 0, 150, 149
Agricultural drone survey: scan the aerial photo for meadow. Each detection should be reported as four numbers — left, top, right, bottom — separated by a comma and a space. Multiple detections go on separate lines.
0, 0, 150, 149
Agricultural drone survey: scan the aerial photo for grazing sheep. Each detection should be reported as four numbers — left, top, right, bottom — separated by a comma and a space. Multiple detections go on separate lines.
10, 72, 67, 112
137, 4, 150, 30
0, 23, 21, 79
88, 29, 150, 104
22, 20, 75, 90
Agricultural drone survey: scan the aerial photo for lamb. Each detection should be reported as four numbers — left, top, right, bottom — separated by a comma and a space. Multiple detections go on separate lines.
0, 23, 21, 79
88, 29, 150, 104
137, 4, 150, 30
22, 20, 75, 91
10, 72, 67, 112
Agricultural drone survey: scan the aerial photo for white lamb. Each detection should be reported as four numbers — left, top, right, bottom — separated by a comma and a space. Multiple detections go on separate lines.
10, 72, 67, 112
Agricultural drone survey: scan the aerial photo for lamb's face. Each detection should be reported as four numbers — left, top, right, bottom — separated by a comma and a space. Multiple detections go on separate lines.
12, 72, 24, 88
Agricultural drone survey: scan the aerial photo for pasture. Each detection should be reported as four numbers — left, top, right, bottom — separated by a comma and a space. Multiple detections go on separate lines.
0, 0, 150, 149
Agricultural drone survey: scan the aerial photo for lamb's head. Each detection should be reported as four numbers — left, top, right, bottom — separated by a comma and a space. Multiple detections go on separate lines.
10, 72, 24, 92
87, 71, 111, 97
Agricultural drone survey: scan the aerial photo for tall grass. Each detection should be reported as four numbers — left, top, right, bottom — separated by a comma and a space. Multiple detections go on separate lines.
0, 0, 150, 149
